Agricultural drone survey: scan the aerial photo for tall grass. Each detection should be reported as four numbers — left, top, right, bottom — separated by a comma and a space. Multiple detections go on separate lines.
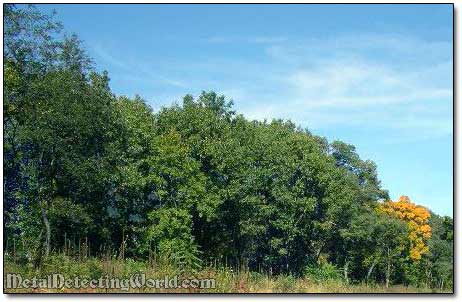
4, 252, 446, 293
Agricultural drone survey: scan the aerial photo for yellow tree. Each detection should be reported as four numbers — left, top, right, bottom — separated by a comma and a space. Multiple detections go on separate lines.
379, 196, 432, 261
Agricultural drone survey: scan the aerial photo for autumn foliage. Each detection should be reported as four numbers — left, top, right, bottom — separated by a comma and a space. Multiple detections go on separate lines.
379, 196, 432, 261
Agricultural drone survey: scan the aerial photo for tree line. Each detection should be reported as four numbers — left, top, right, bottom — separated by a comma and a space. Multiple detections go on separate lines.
3, 4, 453, 290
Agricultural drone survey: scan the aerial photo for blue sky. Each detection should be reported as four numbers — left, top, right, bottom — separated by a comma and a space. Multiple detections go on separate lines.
37, 4, 453, 216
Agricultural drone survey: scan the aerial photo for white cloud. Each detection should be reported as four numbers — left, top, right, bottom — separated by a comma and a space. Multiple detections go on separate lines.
205, 35, 288, 44
92, 44, 187, 88
93, 33, 452, 141
230, 34, 453, 139
93, 44, 128, 70
285, 58, 452, 108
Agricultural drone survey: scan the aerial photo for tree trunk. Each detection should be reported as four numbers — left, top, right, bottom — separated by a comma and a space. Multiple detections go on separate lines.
41, 203, 51, 257
385, 248, 391, 288
38, 151, 51, 258
366, 259, 377, 283
344, 260, 349, 283
315, 242, 326, 265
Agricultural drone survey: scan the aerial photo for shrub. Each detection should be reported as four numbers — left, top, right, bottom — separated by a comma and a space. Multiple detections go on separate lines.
304, 263, 342, 283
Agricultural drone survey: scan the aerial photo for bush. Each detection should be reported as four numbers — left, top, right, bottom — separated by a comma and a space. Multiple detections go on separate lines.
304, 263, 342, 283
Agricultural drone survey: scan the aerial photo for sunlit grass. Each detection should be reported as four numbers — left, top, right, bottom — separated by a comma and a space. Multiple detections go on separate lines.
4, 255, 448, 293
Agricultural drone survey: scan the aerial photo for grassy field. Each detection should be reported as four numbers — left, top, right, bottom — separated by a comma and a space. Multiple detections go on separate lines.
3, 255, 448, 294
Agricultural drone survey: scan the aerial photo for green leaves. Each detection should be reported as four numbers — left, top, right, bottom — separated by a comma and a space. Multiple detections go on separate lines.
145, 207, 202, 273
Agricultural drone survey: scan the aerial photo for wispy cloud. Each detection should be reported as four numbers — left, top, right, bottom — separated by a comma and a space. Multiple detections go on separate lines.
92, 44, 187, 89
205, 35, 288, 44
226, 34, 452, 139
93, 33, 452, 142
285, 58, 452, 108
93, 44, 128, 70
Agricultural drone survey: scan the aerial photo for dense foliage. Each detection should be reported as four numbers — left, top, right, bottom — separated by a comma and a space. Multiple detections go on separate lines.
3, 5, 453, 291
